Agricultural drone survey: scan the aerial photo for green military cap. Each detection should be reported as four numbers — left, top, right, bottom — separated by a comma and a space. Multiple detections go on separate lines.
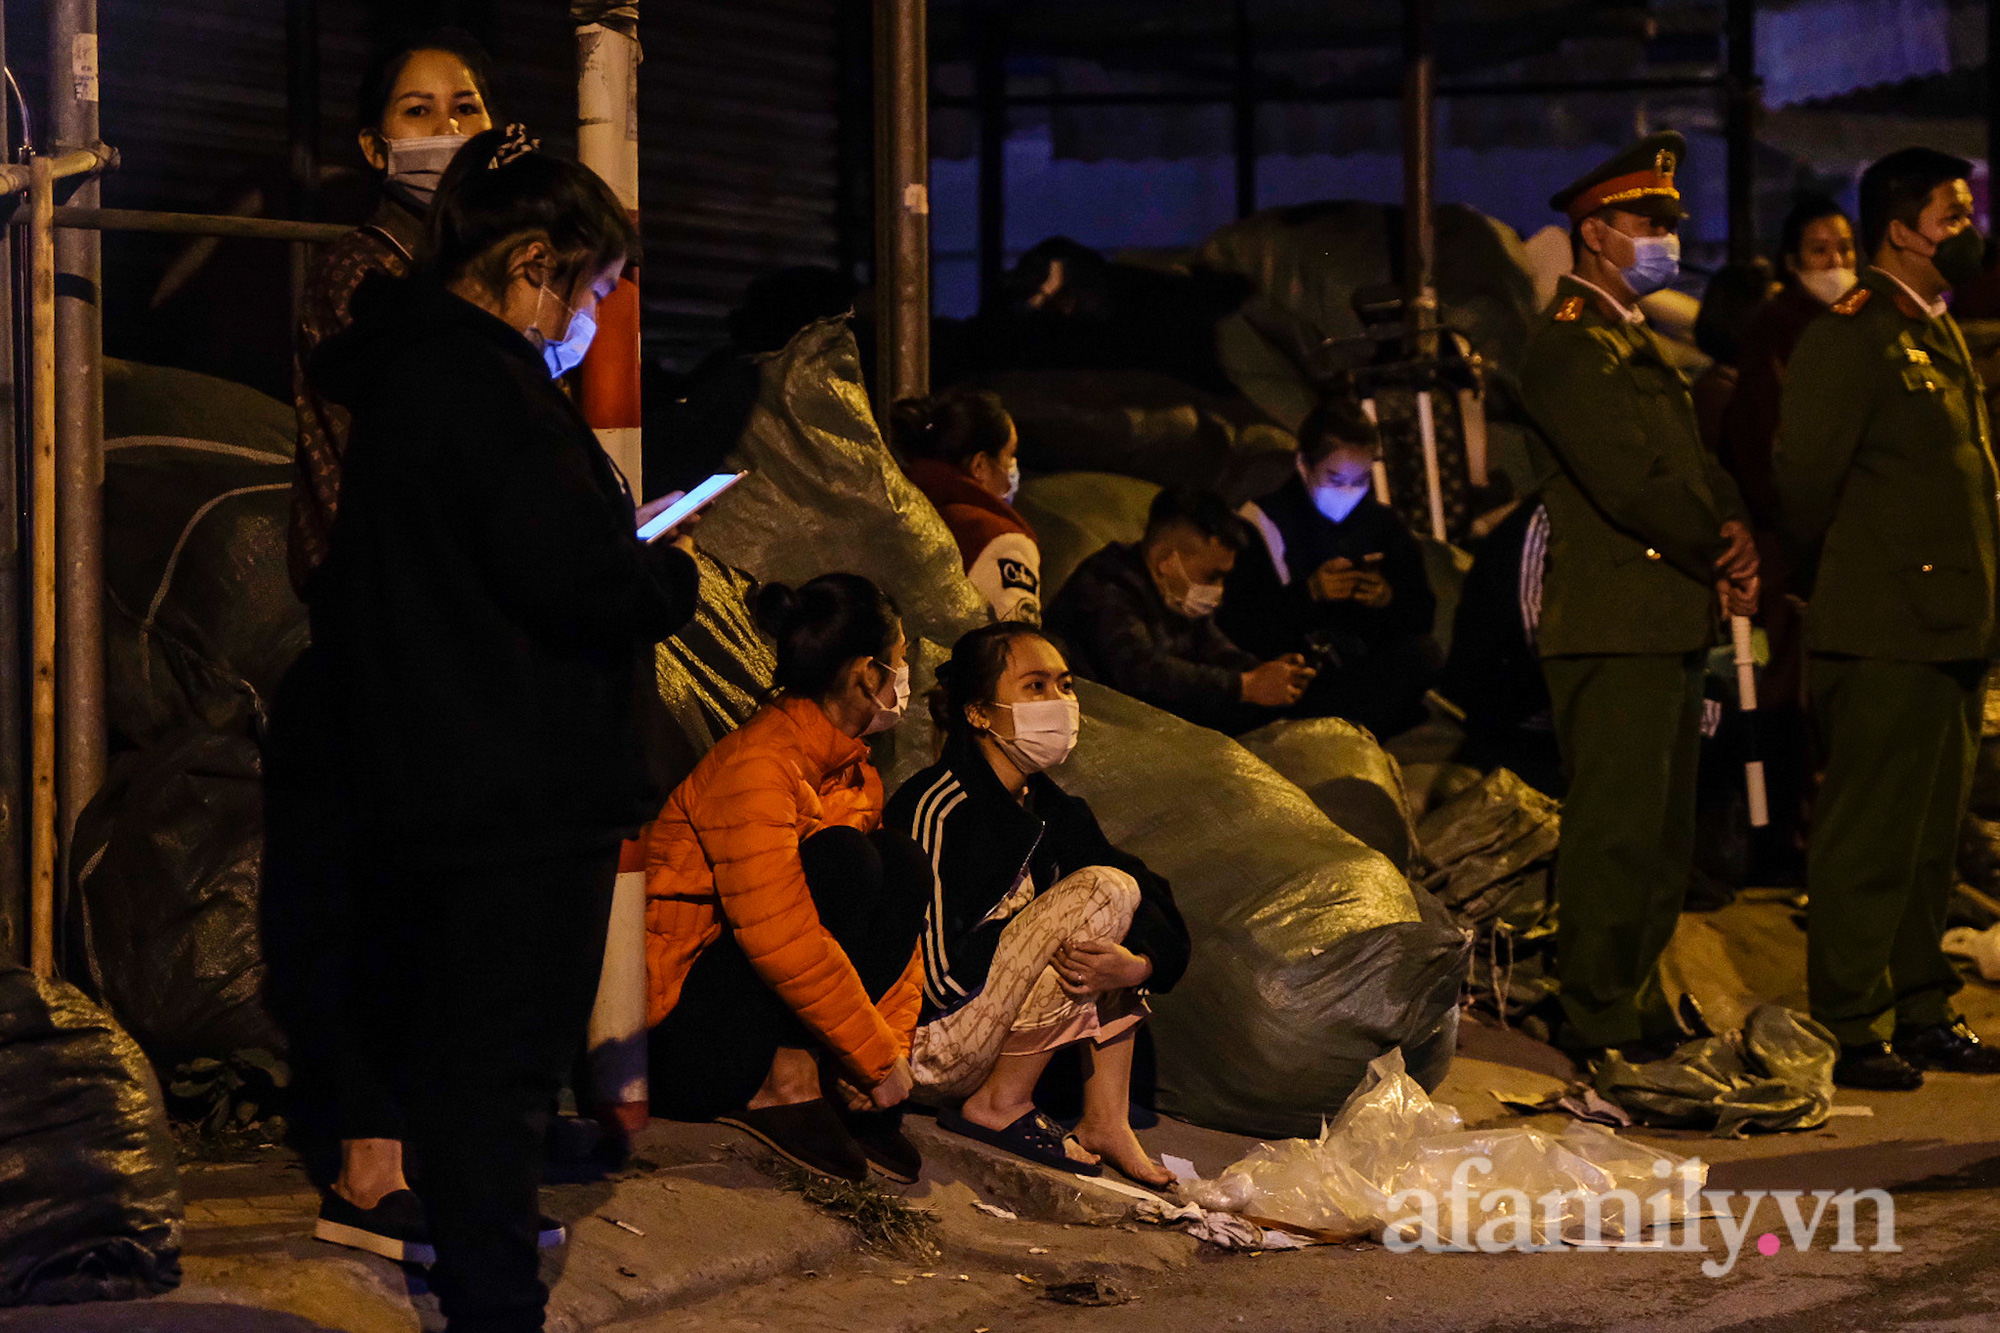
1549, 130, 1688, 224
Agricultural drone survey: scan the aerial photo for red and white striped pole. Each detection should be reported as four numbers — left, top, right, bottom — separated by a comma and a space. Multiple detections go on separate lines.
575, 5, 643, 493
574, 1, 649, 1144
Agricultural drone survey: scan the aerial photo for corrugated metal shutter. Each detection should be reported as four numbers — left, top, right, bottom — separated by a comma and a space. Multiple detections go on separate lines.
634, 0, 841, 371
4, 0, 841, 381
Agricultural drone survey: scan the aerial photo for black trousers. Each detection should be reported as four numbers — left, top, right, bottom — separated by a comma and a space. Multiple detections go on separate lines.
260, 645, 403, 1186
356, 845, 619, 1333
649, 825, 931, 1121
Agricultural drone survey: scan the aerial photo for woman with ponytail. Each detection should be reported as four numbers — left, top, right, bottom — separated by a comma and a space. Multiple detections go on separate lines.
884, 625, 1188, 1186
304, 126, 699, 1333
892, 388, 1043, 624
643, 574, 932, 1187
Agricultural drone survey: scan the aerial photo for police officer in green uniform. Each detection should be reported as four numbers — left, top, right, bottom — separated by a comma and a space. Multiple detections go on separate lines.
1519, 132, 1761, 1063
1774, 147, 2000, 1090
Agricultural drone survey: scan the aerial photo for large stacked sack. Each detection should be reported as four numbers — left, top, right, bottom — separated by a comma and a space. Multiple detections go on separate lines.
671, 317, 1467, 1137
64, 363, 302, 1068
0, 966, 183, 1305
961, 367, 1298, 506
68, 726, 278, 1064
102, 359, 306, 750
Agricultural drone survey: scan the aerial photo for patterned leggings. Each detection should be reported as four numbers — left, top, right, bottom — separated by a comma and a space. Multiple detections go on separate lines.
910, 865, 1141, 1100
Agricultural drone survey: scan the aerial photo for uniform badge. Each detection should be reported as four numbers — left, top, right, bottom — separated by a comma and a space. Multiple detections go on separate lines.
1655, 147, 1676, 181
1554, 295, 1584, 322
1903, 346, 1932, 365
1832, 288, 1872, 316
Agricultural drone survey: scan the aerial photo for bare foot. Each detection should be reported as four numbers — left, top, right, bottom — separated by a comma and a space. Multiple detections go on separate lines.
1074, 1119, 1173, 1188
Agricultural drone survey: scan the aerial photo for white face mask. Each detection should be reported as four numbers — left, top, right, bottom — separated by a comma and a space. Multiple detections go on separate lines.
527, 285, 598, 379
863, 659, 911, 736
1301, 456, 1373, 523
1797, 267, 1858, 306
1003, 461, 1022, 505
1162, 551, 1225, 619
987, 697, 1080, 774
382, 133, 468, 209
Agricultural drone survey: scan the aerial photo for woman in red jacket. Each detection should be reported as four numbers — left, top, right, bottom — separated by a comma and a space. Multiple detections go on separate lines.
896, 388, 1043, 624
646, 574, 931, 1185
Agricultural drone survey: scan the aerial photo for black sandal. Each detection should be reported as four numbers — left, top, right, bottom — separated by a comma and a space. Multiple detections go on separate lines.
938, 1106, 1102, 1177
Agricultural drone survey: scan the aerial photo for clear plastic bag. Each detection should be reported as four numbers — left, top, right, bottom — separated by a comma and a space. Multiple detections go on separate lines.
1185, 1048, 1705, 1247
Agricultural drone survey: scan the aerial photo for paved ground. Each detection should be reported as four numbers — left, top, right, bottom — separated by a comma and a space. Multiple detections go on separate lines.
5, 894, 1998, 1332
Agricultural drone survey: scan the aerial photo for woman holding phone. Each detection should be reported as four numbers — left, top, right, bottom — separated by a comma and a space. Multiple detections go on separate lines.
305, 126, 699, 1332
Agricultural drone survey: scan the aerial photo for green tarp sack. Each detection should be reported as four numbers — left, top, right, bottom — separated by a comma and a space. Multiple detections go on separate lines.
672, 318, 1466, 1138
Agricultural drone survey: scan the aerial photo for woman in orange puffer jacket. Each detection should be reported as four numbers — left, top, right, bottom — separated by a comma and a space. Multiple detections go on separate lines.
646, 573, 930, 1184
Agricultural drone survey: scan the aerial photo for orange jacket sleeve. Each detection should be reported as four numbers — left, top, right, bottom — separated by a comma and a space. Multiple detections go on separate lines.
690, 751, 903, 1086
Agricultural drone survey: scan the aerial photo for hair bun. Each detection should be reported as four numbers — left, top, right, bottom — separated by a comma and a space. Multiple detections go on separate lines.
488, 122, 540, 169
751, 581, 801, 638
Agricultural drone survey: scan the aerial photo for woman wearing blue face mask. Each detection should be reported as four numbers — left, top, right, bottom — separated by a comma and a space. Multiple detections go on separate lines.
1221, 395, 1442, 738
302, 126, 700, 1333
894, 388, 1043, 624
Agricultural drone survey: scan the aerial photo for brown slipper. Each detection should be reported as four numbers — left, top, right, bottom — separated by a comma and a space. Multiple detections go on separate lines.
717, 1099, 868, 1183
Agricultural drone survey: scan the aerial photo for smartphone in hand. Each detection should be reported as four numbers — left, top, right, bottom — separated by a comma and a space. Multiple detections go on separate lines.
639, 470, 749, 543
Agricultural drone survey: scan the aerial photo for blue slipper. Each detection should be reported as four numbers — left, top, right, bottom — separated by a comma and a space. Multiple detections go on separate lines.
939, 1106, 1101, 1177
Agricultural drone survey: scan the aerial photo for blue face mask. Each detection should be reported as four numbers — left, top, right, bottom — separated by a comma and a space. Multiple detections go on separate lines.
526, 282, 599, 380
541, 308, 597, 379
1620, 233, 1681, 296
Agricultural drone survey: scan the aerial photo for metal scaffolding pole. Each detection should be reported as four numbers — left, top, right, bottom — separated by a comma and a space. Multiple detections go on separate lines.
973, 6, 1006, 307
0, 2, 20, 968
1402, 0, 1445, 542
26, 157, 53, 977
874, 0, 930, 419
1725, 0, 1757, 261
1231, 0, 1256, 218
50, 0, 105, 887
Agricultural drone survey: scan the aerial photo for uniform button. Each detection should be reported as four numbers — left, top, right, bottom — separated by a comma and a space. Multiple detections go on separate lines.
1921, 564, 1936, 573
1645, 548, 1662, 561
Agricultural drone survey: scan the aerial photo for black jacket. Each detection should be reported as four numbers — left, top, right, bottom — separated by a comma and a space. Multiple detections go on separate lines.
308, 275, 699, 863
1222, 476, 1436, 661
1045, 541, 1260, 733
884, 730, 1189, 1021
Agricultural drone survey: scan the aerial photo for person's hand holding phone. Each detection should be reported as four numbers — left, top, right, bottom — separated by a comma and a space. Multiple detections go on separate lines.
1309, 557, 1364, 603
635, 492, 698, 554
1242, 654, 1316, 708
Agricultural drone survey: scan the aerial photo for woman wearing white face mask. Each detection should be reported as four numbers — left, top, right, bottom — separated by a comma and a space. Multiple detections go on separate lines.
1724, 195, 1859, 531
264, 29, 505, 1273
886, 625, 1190, 1186
645, 574, 933, 1188
894, 388, 1043, 624
290, 29, 498, 598
1222, 396, 1442, 739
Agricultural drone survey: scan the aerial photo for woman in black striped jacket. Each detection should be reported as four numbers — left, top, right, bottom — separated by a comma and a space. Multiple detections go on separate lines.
884, 624, 1188, 1186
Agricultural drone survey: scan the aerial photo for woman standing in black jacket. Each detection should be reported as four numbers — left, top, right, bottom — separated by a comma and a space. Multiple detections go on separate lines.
307, 127, 699, 1333
885, 625, 1189, 1187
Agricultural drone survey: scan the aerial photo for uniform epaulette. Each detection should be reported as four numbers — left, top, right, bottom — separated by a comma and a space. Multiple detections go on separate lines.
1554, 295, 1585, 322
1831, 288, 1872, 316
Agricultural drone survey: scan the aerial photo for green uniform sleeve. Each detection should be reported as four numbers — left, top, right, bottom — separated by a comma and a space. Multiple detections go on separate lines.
1522, 326, 1729, 581
1772, 317, 1876, 564
1702, 451, 1748, 527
